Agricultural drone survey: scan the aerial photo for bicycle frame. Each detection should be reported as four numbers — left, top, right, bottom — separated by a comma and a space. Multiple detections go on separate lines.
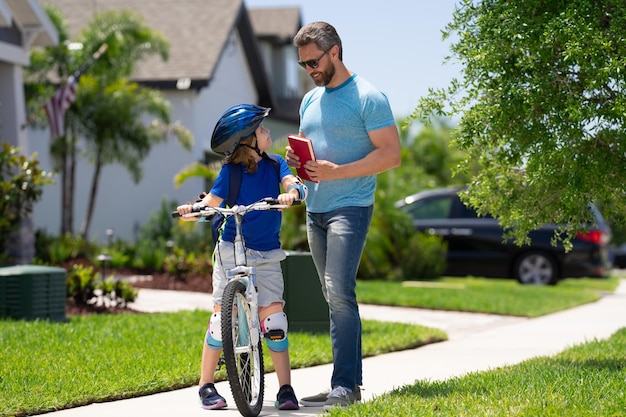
227, 210, 261, 348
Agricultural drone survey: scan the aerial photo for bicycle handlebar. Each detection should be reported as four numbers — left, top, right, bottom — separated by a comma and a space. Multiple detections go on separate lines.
171, 197, 300, 219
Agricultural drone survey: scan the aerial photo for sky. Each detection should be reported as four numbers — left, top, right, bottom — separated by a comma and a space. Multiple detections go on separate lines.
243, 0, 462, 119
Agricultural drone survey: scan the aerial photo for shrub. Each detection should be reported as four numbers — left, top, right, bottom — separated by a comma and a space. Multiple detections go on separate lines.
0, 143, 54, 265
134, 196, 211, 277
35, 230, 94, 264
359, 195, 416, 281
164, 246, 192, 281
66, 263, 137, 307
66, 264, 97, 305
400, 232, 447, 280
131, 239, 166, 271
87, 239, 133, 269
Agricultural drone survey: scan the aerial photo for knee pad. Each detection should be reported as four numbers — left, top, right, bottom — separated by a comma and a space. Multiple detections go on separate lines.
262, 312, 289, 352
205, 312, 222, 350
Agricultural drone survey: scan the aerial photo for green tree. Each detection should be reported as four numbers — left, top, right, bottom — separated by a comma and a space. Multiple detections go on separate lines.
75, 76, 192, 239
25, 5, 77, 235
173, 161, 217, 190
75, 10, 194, 239
413, 0, 626, 246
396, 117, 472, 196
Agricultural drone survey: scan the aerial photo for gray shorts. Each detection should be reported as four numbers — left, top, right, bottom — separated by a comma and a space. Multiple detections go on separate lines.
212, 240, 287, 308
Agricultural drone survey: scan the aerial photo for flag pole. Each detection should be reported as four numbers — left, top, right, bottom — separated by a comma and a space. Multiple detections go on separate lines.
21, 43, 108, 132
44, 43, 108, 139
73, 43, 108, 78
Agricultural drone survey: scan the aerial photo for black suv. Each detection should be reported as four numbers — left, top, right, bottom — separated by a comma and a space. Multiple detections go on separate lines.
395, 187, 612, 285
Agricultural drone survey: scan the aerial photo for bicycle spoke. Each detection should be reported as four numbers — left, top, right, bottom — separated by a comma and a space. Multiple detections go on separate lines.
221, 280, 264, 416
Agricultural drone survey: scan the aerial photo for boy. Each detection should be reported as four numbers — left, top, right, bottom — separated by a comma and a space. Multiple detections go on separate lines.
177, 104, 307, 410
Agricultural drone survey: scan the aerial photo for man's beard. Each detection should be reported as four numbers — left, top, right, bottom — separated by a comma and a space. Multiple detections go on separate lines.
312, 64, 336, 87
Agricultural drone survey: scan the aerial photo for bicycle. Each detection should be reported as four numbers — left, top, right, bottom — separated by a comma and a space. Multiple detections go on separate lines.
173, 197, 297, 417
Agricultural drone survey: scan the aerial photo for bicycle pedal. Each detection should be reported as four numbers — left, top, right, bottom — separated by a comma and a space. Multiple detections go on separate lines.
264, 329, 285, 340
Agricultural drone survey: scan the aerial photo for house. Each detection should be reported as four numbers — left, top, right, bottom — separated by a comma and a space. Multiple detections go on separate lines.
0, 0, 58, 263
27, 0, 307, 243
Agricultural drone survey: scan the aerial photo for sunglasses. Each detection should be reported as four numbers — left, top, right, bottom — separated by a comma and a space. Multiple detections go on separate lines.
298, 48, 331, 69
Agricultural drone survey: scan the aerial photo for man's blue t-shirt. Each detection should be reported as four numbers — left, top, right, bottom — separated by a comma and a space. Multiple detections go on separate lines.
210, 155, 291, 251
298, 73, 396, 213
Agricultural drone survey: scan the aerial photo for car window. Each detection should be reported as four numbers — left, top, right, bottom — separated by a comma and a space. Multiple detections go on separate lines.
589, 203, 606, 225
404, 196, 453, 220
456, 201, 479, 219
452, 195, 493, 219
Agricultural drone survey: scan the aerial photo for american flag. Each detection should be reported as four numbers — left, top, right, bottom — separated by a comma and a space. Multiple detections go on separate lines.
44, 74, 78, 139
43, 43, 108, 139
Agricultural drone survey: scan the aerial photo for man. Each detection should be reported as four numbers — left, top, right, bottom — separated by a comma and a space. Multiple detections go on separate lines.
286, 21, 401, 409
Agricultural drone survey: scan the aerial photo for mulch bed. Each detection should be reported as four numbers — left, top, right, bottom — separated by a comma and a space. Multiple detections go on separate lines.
65, 266, 212, 316
65, 299, 142, 316
129, 271, 212, 293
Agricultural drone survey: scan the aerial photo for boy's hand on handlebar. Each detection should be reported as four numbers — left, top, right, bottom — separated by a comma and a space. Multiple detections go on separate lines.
277, 192, 297, 206
177, 203, 192, 215
176, 203, 197, 221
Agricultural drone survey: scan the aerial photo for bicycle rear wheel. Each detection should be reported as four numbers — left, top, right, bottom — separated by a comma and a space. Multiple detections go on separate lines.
221, 279, 264, 417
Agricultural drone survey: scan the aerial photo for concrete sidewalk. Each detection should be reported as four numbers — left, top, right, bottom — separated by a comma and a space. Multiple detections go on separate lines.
41, 280, 626, 417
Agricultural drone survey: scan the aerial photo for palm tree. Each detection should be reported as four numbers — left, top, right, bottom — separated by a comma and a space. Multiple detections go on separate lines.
71, 9, 194, 239
173, 162, 218, 190
26, 7, 193, 240
24, 5, 77, 235
75, 76, 192, 239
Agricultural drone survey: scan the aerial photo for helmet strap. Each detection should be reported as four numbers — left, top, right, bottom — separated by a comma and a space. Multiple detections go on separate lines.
239, 143, 263, 158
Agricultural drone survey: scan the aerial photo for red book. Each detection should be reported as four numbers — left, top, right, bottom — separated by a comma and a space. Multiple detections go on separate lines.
288, 135, 317, 182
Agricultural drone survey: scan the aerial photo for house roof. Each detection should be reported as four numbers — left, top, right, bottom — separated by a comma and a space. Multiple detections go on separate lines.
42, 0, 241, 83
41, 0, 281, 111
1, 0, 58, 47
40, 0, 305, 122
248, 7, 301, 46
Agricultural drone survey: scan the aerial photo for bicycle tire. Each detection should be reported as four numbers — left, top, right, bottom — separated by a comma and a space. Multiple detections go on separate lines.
221, 279, 264, 417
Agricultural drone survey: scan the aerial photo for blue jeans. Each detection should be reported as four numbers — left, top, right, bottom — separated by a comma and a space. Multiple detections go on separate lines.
306, 205, 373, 390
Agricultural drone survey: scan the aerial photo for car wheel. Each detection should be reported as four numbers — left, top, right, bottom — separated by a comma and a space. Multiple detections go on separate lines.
513, 251, 558, 285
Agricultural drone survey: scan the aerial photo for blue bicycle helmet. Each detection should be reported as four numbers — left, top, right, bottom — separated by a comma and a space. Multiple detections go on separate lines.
211, 104, 271, 156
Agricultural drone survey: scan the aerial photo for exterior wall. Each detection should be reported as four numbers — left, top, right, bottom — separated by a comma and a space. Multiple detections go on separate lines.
29, 31, 266, 243
0, 62, 28, 150
0, 0, 57, 264
0, 62, 36, 264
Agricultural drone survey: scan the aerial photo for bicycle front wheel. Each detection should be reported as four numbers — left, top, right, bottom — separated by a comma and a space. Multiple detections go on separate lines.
221, 279, 264, 417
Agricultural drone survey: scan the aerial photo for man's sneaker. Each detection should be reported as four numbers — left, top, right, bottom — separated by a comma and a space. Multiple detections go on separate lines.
275, 384, 299, 410
323, 386, 360, 410
299, 389, 330, 407
301, 386, 361, 407
198, 383, 227, 410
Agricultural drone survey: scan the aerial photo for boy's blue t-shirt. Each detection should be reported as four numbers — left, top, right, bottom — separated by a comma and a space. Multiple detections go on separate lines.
210, 155, 291, 251
298, 73, 396, 213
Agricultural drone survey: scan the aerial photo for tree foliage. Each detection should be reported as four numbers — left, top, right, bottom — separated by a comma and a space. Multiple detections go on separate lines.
413, 0, 626, 245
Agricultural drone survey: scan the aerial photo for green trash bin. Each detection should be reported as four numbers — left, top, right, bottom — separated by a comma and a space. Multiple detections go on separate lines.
0, 265, 67, 322
281, 251, 329, 333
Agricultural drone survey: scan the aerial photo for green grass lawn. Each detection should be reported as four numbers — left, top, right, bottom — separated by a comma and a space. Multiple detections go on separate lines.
357, 276, 621, 317
0, 274, 622, 417
0, 311, 445, 417
328, 328, 626, 417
